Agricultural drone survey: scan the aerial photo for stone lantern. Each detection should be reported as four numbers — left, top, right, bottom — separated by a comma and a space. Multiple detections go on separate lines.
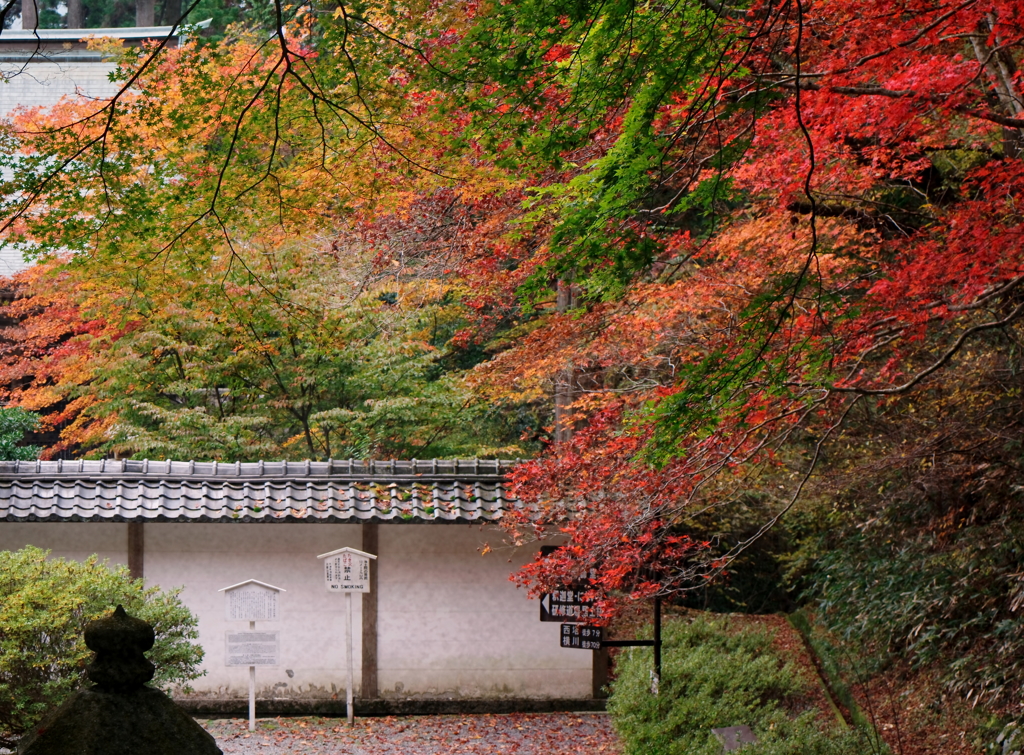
17, 605, 221, 755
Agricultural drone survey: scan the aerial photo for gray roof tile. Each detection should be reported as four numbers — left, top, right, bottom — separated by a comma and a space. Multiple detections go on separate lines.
0, 459, 523, 523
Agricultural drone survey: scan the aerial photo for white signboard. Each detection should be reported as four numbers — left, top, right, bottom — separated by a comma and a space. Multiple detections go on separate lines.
317, 547, 376, 593
220, 580, 283, 622
225, 631, 280, 667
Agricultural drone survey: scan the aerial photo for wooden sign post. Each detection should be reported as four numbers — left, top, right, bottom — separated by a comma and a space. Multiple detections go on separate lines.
317, 547, 376, 725
218, 580, 285, 731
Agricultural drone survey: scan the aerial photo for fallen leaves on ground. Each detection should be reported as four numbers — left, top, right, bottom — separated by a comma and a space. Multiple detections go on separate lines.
200, 712, 620, 755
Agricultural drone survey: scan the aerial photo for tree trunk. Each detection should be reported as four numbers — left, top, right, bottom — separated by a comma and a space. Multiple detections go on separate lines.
553, 279, 579, 444
136, 0, 155, 27
66, 0, 84, 28
970, 14, 1024, 157
21, 0, 38, 30
160, 0, 182, 26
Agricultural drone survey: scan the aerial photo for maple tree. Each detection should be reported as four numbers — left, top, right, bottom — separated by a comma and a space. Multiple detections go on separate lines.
413, 0, 1024, 704
84, 243, 534, 461
0, 262, 119, 457
0, 245, 535, 460
1, 0, 1023, 706
0, 10, 535, 458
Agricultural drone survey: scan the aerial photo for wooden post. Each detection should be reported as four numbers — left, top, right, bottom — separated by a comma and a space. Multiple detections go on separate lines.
345, 592, 354, 725
21, 0, 38, 30
653, 596, 662, 681
128, 522, 144, 579
248, 620, 256, 731
360, 523, 379, 699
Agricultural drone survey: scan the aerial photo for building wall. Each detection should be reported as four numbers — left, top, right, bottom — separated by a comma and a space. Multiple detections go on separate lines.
0, 61, 120, 276
376, 525, 590, 699
0, 521, 128, 564
144, 523, 366, 701
0, 61, 119, 113
0, 522, 592, 700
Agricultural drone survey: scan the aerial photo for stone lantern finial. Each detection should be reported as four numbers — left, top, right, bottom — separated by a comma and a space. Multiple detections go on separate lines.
84, 605, 156, 691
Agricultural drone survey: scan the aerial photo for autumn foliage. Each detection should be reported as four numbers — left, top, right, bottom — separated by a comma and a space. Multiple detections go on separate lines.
1, 0, 1023, 709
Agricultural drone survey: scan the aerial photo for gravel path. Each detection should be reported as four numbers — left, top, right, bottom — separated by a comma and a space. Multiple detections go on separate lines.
200, 713, 620, 755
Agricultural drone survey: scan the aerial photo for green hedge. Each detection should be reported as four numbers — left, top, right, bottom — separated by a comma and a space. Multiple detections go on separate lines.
607, 615, 879, 755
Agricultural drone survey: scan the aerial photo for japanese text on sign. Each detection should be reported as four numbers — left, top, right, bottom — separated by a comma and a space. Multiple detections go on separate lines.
225, 631, 280, 666
560, 624, 602, 650
324, 551, 371, 593
225, 586, 279, 622
540, 588, 599, 622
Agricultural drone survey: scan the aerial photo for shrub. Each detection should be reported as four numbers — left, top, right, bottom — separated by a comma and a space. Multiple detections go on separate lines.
607, 615, 874, 755
0, 546, 205, 747
810, 516, 1024, 705
987, 721, 1023, 755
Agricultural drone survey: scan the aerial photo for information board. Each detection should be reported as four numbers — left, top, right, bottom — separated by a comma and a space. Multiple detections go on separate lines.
560, 624, 602, 650
223, 583, 281, 621
318, 547, 375, 593
225, 631, 280, 667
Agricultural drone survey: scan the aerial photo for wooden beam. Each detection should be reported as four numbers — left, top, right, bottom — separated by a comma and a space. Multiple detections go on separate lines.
361, 522, 379, 699
128, 521, 144, 579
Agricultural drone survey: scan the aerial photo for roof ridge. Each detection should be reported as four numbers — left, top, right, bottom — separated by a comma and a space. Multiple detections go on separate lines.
0, 458, 523, 480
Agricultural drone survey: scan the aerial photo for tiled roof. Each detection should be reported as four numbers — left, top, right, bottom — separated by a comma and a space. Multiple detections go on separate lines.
0, 26, 178, 43
0, 459, 522, 524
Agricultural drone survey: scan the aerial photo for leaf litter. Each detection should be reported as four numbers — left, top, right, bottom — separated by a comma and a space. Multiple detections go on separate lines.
200, 712, 620, 755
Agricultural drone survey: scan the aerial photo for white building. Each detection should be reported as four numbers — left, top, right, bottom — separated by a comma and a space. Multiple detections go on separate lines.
0, 459, 602, 713
0, 26, 178, 275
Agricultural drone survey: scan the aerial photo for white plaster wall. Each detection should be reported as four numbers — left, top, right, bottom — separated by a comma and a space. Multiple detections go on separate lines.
0, 521, 129, 566
0, 246, 31, 276
144, 523, 365, 700
0, 61, 119, 114
0, 521, 593, 700
378, 525, 591, 699
0, 61, 119, 275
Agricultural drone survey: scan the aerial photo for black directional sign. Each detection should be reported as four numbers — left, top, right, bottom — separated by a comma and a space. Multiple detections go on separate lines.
539, 587, 599, 622
560, 624, 602, 650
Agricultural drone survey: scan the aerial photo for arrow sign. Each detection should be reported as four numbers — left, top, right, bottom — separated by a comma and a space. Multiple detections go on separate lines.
539, 587, 599, 623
